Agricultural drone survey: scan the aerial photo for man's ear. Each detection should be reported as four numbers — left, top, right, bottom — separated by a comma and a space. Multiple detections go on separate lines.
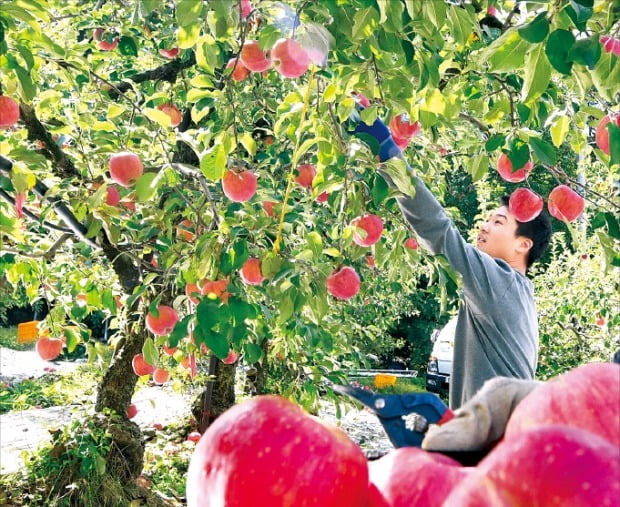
516, 237, 533, 255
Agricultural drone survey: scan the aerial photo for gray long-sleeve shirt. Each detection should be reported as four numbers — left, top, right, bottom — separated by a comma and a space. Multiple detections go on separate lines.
393, 176, 539, 409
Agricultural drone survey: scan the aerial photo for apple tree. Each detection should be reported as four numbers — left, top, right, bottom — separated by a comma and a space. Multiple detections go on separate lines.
0, 0, 618, 500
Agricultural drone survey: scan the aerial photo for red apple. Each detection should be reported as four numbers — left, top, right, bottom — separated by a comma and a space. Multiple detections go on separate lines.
368, 447, 472, 507
146, 305, 179, 336
132, 353, 156, 376
351, 214, 383, 246
185, 282, 201, 305
595, 113, 620, 155
240, 257, 264, 285
109, 151, 144, 187
240, 0, 252, 19
222, 350, 239, 365
127, 403, 138, 419
262, 200, 276, 217
201, 279, 229, 301
177, 219, 196, 241
163, 344, 178, 356
295, 163, 316, 188
152, 368, 170, 385
0, 96, 20, 128
105, 186, 120, 206
326, 266, 361, 300
93, 29, 118, 51
444, 425, 620, 506
187, 431, 202, 443
392, 133, 409, 150
157, 103, 182, 127
595, 316, 606, 327
366, 255, 376, 268
153, 423, 164, 431
487, 6, 498, 16
353, 92, 371, 108
226, 57, 250, 82
159, 47, 180, 59
186, 395, 369, 506
547, 184, 585, 222
505, 362, 620, 447
36, 337, 64, 361
239, 40, 271, 72
389, 114, 421, 139
404, 237, 419, 250
222, 168, 257, 202
316, 191, 329, 203
497, 153, 533, 183
508, 187, 543, 222
271, 38, 310, 78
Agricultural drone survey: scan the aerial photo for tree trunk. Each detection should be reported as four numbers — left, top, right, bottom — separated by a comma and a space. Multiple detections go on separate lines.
192, 360, 236, 433
94, 328, 147, 480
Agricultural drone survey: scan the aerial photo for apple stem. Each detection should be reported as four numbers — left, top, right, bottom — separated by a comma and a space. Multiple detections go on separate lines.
274, 68, 316, 254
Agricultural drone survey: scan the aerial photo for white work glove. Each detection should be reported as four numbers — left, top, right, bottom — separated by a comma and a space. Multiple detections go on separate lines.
422, 377, 541, 452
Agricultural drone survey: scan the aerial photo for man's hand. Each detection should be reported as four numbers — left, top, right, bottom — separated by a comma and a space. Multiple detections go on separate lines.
347, 100, 402, 162
421, 377, 542, 452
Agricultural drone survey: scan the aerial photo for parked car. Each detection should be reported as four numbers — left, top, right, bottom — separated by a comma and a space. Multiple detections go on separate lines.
425, 317, 457, 396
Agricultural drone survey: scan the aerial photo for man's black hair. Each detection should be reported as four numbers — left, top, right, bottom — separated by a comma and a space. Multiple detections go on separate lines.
501, 195, 552, 270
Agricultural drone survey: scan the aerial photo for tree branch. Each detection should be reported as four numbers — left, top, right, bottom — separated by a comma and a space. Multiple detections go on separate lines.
0, 188, 73, 233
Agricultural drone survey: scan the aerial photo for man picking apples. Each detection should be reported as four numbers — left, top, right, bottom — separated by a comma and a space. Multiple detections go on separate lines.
350, 107, 552, 409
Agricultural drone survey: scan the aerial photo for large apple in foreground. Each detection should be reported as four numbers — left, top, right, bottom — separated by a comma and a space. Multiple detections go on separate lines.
505, 362, 620, 447
36, 336, 64, 361
368, 447, 472, 507
239, 40, 271, 72
443, 425, 620, 506
186, 395, 369, 507
145, 305, 179, 336
222, 169, 257, 202
271, 38, 310, 78
508, 187, 543, 222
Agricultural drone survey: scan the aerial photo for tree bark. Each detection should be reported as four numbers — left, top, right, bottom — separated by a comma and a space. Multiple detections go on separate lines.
192, 361, 236, 433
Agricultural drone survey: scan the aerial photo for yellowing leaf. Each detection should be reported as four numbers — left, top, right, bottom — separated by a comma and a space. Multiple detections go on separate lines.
239, 133, 257, 157
91, 120, 117, 132
143, 107, 172, 127
106, 104, 126, 119
550, 115, 570, 147
423, 89, 446, 115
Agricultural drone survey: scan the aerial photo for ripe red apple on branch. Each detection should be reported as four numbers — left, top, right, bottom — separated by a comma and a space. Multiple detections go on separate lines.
36, 336, 64, 361
239, 40, 271, 72
508, 187, 543, 222
145, 305, 179, 336
496, 153, 533, 183
239, 257, 264, 285
132, 353, 156, 376
109, 151, 144, 187
186, 395, 369, 507
222, 168, 257, 202
595, 113, 620, 155
326, 266, 361, 300
152, 368, 170, 385
105, 186, 120, 207
225, 57, 250, 82
271, 38, 310, 78
159, 47, 180, 59
92, 28, 118, 51
0, 95, 20, 128
351, 214, 384, 246
547, 184, 585, 222
157, 103, 182, 127
295, 163, 316, 188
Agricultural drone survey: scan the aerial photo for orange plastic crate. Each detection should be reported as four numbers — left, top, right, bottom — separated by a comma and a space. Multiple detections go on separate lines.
374, 373, 397, 389
17, 320, 41, 344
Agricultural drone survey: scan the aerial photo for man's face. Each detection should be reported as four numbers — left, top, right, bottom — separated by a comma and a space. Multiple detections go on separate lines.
476, 206, 523, 262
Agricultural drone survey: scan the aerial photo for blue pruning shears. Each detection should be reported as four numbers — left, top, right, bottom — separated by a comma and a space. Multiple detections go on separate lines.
332, 384, 450, 448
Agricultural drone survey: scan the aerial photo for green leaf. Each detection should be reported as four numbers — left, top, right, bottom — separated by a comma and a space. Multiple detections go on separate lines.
176, 0, 203, 26
550, 115, 570, 147
168, 315, 191, 348
292, 137, 325, 168
64, 327, 80, 353
143, 107, 172, 127
243, 343, 263, 364
522, 44, 551, 104
239, 133, 256, 157
518, 11, 549, 43
14, 65, 36, 101
564, 1, 593, 31
469, 153, 489, 182
568, 35, 601, 70
142, 337, 159, 367
529, 137, 557, 165
545, 29, 575, 75
380, 158, 417, 197
135, 172, 163, 202
352, 7, 379, 41
371, 173, 389, 206
507, 138, 530, 171
118, 36, 138, 57
200, 146, 226, 181
422, 0, 447, 28
177, 24, 201, 49
484, 30, 529, 73
485, 134, 506, 152
447, 5, 475, 46
306, 231, 323, 259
